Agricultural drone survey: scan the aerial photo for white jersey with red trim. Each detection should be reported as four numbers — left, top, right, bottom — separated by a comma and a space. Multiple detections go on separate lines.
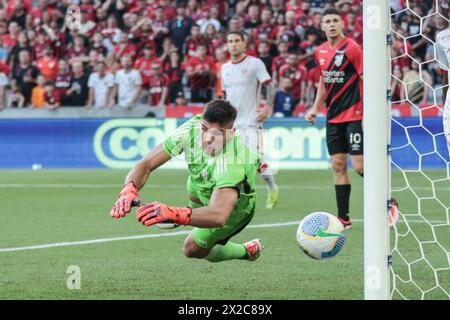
221, 55, 271, 128
436, 28, 450, 112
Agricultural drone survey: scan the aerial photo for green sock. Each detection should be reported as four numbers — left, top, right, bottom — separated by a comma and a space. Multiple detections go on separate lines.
205, 242, 249, 263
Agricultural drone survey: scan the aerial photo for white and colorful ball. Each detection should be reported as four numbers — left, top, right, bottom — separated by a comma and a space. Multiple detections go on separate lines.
296, 212, 346, 260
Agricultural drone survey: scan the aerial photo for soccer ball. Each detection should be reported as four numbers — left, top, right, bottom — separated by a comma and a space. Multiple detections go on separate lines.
296, 212, 346, 260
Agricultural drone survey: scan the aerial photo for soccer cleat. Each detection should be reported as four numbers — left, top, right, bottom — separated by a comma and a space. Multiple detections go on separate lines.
243, 239, 264, 261
338, 217, 353, 230
265, 185, 279, 209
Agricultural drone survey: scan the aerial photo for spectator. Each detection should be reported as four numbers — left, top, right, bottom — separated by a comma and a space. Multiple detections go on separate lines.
174, 90, 187, 106
164, 49, 185, 104
278, 52, 308, 105
90, 32, 108, 58
67, 35, 89, 65
135, 43, 160, 89
345, 12, 363, 44
214, 47, 227, 98
0, 59, 10, 109
152, 6, 170, 53
130, 17, 156, 55
9, 0, 27, 29
113, 33, 137, 61
54, 59, 71, 105
113, 55, 142, 109
87, 61, 115, 109
3, 21, 20, 50
299, 28, 320, 69
12, 50, 40, 106
148, 61, 169, 117
31, 74, 46, 108
253, 7, 278, 51
244, 4, 261, 32
0, 36, 9, 63
36, 46, 58, 81
9, 31, 32, 69
43, 81, 61, 110
66, 61, 89, 107
277, 11, 300, 51
186, 44, 214, 103
169, 3, 194, 52
186, 0, 203, 21
257, 40, 273, 76
401, 58, 433, 105
85, 49, 101, 75
183, 24, 208, 60
31, 30, 50, 62
270, 0, 286, 22
210, 5, 226, 29
7, 80, 25, 108
272, 41, 289, 86
78, 10, 96, 38
197, 5, 221, 34
390, 65, 404, 102
100, 15, 122, 52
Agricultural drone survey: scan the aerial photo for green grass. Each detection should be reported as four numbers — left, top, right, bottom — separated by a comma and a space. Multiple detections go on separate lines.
0, 169, 448, 299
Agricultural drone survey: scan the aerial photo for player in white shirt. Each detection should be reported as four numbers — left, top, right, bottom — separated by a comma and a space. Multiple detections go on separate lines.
436, 27, 450, 155
221, 31, 279, 209
86, 61, 115, 109
113, 56, 143, 109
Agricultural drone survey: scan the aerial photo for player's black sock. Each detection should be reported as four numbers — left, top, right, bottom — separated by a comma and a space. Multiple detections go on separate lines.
335, 184, 351, 221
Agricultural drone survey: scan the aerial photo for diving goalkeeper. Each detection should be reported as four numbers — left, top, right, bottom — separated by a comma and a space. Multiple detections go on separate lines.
110, 99, 263, 262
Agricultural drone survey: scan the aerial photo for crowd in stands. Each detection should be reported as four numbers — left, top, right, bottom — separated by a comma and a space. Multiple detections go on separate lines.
0, 0, 447, 117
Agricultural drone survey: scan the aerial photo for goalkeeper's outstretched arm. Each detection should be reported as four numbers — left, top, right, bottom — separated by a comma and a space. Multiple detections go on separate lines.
188, 188, 238, 227
136, 188, 238, 228
124, 143, 171, 190
111, 144, 171, 218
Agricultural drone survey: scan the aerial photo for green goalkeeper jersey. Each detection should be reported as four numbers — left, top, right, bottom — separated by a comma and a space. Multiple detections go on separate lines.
162, 115, 260, 210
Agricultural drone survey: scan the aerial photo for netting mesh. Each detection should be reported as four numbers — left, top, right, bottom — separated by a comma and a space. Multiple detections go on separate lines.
388, 0, 450, 300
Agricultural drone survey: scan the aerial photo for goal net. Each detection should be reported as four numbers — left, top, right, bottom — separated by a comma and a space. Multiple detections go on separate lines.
388, 0, 450, 300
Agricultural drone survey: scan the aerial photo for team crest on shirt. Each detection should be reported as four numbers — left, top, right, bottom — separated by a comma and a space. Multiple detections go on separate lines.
334, 53, 344, 67
201, 168, 208, 181
319, 58, 325, 66
241, 68, 248, 75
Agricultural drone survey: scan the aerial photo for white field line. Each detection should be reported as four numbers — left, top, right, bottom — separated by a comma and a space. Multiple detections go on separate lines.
0, 219, 447, 253
0, 183, 450, 191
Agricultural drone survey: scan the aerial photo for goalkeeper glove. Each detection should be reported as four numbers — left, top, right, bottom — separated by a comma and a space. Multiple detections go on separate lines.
111, 181, 141, 218
136, 201, 192, 227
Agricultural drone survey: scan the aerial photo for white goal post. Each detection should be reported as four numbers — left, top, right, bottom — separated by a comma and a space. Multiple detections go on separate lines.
364, 0, 450, 300
363, 0, 391, 300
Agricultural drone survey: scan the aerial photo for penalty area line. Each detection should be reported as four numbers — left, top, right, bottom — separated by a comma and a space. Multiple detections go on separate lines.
0, 218, 447, 253
0, 221, 301, 253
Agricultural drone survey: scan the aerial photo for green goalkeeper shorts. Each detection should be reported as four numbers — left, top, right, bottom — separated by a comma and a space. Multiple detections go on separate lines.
191, 208, 255, 249
187, 185, 256, 249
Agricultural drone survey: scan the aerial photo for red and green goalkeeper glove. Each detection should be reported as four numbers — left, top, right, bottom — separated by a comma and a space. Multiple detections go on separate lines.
136, 201, 192, 227
110, 181, 141, 218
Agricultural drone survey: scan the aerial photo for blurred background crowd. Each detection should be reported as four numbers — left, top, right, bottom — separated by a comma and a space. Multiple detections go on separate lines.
0, 0, 447, 117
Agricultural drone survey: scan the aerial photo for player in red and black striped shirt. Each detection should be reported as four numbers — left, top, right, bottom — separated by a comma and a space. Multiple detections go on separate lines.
305, 7, 364, 229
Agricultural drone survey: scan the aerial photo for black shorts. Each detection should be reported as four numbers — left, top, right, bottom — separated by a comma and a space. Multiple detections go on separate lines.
326, 120, 363, 156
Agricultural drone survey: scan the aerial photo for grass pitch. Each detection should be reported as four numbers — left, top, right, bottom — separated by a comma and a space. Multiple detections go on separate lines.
0, 169, 448, 299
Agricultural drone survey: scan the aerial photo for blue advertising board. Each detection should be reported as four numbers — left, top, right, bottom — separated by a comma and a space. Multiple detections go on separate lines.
0, 117, 448, 169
